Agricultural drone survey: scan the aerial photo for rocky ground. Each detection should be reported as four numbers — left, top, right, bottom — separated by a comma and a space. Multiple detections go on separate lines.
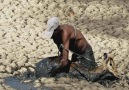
0, 0, 129, 90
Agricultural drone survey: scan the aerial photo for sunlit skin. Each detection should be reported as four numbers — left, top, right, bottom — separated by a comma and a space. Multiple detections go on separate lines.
51, 24, 90, 67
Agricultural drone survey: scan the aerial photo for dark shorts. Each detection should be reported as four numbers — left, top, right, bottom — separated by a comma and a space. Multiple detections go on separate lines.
71, 45, 98, 69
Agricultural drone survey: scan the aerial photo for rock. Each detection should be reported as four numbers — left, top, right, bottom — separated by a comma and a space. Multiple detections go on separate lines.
0, 85, 6, 90
34, 82, 41, 88
126, 72, 129, 78
0, 65, 6, 73
0, 79, 4, 83
12, 71, 20, 76
41, 77, 48, 83
34, 79, 40, 83
58, 77, 71, 84
10, 62, 17, 69
43, 78, 55, 84
28, 67, 35, 72
18, 67, 27, 75
5, 66, 12, 73
23, 80, 32, 83
3, 59, 13, 66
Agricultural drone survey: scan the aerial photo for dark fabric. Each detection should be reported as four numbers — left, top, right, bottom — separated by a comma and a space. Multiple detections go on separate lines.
35, 56, 71, 78
35, 56, 119, 84
71, 45, 98, 69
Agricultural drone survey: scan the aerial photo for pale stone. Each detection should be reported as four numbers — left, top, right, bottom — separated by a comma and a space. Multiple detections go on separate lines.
13, 71, 20, 76
0, 65, 5, 72
18, 67, 27, 75
28, 67, 35, 72
34, 82, 41, 88
44, 78, 55, 84
41, 77, 48, 83
10, 62, 17, 69
6, 66, 12, 73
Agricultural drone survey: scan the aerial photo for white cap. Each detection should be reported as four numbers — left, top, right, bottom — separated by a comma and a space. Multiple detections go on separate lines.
43, 17, 59, 39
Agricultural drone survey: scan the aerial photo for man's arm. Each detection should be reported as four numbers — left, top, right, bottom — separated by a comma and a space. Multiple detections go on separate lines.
60, 29, 70, 67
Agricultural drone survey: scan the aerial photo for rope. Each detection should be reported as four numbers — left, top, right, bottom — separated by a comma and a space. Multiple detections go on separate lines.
70, 65, 88, 80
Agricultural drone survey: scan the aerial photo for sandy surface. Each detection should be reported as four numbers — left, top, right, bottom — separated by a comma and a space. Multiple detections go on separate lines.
0, 0, 129, 90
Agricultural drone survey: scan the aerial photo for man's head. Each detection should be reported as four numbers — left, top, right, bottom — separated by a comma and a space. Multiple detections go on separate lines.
43, 17, 59, 39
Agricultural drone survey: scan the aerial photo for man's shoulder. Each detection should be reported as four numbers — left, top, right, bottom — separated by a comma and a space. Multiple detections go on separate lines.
60, 24, 73, 30
60, 24, 74, 39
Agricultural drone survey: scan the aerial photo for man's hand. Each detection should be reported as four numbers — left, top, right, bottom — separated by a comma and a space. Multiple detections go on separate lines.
60, 59, 68, 67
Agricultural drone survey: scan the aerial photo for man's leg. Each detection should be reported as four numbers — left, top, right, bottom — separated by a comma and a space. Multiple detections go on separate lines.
77, 45, 98, 69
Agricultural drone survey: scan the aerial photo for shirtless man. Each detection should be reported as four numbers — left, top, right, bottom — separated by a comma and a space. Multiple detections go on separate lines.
43, 17, 97, 75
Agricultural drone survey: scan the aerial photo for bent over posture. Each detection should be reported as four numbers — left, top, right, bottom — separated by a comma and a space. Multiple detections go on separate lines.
43, 17, 97, 74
